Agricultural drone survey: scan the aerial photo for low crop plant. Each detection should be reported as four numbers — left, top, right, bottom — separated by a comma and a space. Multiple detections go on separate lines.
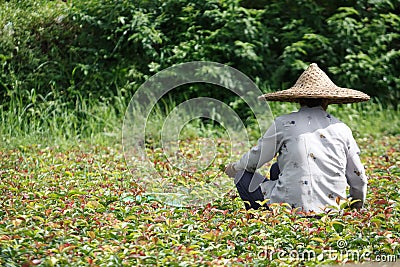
0, 135, 399, 266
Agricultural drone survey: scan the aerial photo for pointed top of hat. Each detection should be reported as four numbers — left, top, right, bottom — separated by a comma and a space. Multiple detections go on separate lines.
259, 63, 370, 104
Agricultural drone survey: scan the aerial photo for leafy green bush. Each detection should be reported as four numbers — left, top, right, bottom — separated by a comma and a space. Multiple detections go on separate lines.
1, 0, 399, 105
0, 0, 399, 142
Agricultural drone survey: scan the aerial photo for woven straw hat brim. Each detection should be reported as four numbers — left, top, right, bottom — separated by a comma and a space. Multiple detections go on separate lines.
259, 86, 370, 104
259, 63, 370, 104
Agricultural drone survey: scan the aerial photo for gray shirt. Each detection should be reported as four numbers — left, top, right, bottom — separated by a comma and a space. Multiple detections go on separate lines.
233, 106, 368, 212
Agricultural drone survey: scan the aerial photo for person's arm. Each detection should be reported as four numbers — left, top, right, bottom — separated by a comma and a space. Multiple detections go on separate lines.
226, 121, 281, 176
345, 138, 368, 209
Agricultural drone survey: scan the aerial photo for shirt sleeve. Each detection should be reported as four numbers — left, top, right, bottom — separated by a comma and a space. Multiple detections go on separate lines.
345, 134, 368, 208
233, 120, 281, 173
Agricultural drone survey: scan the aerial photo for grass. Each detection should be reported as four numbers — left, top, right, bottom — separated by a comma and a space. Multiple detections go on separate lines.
0, 93, 123, 148
1, 89, 399, 148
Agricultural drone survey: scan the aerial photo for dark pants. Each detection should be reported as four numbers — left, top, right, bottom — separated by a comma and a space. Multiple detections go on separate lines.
235, 162, 280, 210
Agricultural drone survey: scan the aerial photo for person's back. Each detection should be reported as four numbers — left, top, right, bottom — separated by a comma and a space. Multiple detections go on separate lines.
266, 106, 361, 212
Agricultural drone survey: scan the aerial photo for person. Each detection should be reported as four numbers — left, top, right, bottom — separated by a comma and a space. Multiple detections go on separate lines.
225, 63, 369, 214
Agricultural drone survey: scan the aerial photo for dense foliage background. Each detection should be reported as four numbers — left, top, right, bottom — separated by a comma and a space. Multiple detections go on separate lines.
1, 0, 399, 112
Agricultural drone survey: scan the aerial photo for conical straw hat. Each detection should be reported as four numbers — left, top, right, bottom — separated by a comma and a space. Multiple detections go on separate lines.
258, 63, 370, 104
